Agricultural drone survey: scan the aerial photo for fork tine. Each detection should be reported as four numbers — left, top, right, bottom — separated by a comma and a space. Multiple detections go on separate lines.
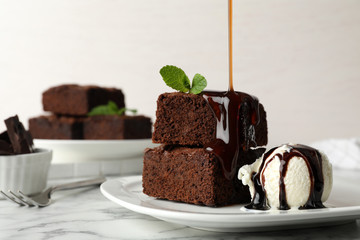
9, 190, 34, 207
18, 191, 39, 207
0, 190, 25, 206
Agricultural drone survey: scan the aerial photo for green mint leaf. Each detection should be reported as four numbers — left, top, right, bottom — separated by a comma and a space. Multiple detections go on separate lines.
88, 101, 137, 116
190, 73, 207, 94
159, 65, 208, 94
118, 108, 137, 115
108, 101, 119, 112
160, 65, 191, 93
87, 104, 118, 116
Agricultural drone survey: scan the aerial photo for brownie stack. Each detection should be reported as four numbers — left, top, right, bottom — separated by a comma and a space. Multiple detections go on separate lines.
29, 84, 152, 140
142, 92, 268, 207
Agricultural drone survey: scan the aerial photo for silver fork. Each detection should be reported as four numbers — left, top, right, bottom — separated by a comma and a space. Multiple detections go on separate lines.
0, 176, 106, 207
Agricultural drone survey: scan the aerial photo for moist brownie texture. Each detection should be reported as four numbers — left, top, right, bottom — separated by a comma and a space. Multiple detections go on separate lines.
83, 115, 152, 140
152, 92, 267, 147
29, 115, 84, 139
143, 145, 265, 206
42, 84, 125, 116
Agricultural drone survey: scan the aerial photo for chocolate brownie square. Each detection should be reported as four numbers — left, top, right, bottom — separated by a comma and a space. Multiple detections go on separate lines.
152, 92, 267, 147
42, 84, 125, 116
142, 145, 265, 206
29, 115, 84, 139
83, 115, 152, 140
4, 115, 34, 154
0, 131, 13, 155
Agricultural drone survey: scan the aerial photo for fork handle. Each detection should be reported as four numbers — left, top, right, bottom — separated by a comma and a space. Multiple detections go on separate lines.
51, 176, 106, 193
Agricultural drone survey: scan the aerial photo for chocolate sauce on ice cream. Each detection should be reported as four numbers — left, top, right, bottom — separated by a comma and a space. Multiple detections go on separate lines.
241, 144, 331, 210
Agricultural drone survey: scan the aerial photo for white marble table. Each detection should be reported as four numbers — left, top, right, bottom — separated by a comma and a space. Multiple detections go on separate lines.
1, 176, 360, 240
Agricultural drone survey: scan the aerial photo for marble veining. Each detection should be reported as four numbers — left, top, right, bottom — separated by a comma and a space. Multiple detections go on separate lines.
0, 177, 360, 240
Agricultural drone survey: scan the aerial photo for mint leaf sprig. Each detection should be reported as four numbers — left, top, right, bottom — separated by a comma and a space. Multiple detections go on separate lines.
160, 65, 207, 94
88, 101, 137, 116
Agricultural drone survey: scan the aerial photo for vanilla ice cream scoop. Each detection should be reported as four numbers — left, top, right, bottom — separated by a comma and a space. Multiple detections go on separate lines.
239, 144, 332, 210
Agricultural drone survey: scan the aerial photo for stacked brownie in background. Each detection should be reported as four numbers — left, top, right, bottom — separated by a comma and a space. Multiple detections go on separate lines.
29, 84, 152, 140
142, 92, 268, 207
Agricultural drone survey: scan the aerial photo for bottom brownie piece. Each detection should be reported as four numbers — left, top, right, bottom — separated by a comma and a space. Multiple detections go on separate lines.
29, 115, 84, 139
83, 115, 152, 140
142, 145, 265, 207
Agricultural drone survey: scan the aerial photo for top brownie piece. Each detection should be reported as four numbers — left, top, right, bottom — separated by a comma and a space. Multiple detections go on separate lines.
42, 84, 125, 116
152, 92, 268, 147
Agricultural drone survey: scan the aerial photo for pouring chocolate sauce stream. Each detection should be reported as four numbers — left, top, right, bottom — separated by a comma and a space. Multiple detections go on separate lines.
202, 0, 326, 209
203, 0, 260, 180
228, 0, 234, 92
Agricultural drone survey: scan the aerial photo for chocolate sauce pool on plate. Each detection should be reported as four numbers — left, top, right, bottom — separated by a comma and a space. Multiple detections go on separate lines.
246, 144, 325, 210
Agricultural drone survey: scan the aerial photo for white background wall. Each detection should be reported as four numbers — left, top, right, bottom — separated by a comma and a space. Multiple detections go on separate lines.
1, 0, 359, 147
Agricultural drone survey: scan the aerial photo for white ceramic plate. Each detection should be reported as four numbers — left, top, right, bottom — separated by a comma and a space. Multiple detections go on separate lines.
34, 139, 157, 163
100, 172, 360, 232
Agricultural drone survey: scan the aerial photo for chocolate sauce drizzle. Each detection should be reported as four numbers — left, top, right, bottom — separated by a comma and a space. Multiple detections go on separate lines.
200, 0, 262, 181
246, 144, 325, 210
202, 91, 260, 180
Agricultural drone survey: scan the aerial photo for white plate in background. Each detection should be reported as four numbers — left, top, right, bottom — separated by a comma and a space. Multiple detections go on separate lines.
34, 139, 157, 163
101, 171, 360, 232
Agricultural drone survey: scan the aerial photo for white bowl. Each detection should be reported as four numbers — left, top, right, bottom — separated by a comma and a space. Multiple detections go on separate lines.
34, 139, 157, 163
0, 148, 52, 198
